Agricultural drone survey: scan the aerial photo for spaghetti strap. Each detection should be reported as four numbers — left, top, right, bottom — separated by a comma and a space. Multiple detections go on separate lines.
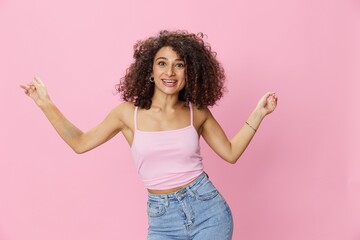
134, 106, 138, 131
189, 102, 194, 126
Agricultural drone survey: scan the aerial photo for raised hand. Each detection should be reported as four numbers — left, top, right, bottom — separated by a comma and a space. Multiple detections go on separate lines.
256, 92, 278, 116
20, 76, 51, 107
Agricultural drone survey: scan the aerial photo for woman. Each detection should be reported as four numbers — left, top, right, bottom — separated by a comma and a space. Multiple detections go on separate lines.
20, 30, 278, 239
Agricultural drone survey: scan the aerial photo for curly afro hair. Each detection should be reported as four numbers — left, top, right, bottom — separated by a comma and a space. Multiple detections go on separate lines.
116, 30, 226, 109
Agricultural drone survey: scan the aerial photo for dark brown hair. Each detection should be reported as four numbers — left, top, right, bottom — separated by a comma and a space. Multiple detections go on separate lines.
116, 30, 226, 109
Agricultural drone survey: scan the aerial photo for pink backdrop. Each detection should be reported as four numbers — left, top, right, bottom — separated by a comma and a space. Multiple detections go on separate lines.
1, 0, 359, 239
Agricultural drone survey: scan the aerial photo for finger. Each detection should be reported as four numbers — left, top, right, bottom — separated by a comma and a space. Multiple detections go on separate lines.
34, 76, 44, 86
20, 85, 34, 95
19, 84, 28, 90
269, 93, 278, 102
30, 84, 36, 91
268, 94, 275, 100
263, 92, 274, 98
20, 85, 29, 94
31, 79, 41, 89
20, 84, 33, 92
271, 99, 278, 108
265, 93, 276, 103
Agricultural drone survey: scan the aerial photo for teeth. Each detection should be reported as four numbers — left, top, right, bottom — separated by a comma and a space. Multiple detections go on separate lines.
163, 80, 176, 83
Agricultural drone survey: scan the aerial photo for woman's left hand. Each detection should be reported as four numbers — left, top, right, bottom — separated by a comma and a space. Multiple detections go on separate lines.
256, 92, 278, 116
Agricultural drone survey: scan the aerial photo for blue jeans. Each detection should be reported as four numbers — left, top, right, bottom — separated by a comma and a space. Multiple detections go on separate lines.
147, 172, 233, 240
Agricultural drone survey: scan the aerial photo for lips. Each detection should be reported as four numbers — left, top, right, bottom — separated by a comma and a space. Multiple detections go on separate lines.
161, 79, 177, 87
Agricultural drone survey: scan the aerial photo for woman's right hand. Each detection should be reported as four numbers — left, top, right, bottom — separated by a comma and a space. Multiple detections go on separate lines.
20, 76, 51, 107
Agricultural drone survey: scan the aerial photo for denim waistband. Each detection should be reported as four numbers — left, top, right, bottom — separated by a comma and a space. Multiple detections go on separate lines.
148, 172, 209, 202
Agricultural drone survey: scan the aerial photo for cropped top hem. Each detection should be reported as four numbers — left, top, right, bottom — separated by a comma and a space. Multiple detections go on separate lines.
144, 170, 204, 190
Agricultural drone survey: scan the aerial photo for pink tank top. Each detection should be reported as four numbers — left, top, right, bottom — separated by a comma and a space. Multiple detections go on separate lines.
131, 103, 204, 190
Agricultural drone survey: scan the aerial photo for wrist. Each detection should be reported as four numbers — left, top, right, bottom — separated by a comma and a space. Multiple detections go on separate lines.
245, 109, 265, 132
38, 98, 54, 110
251, 108, 266, 121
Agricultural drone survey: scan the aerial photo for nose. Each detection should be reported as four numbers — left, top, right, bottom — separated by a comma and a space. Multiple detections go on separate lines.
165, 65, 175, 76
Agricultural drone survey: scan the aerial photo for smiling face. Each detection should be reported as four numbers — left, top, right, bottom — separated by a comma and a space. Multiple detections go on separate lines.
151, 46, 186, 98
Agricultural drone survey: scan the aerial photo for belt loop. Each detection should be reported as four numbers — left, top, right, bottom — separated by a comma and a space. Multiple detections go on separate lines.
186, 185, 195, 198
164, 195, 169, 207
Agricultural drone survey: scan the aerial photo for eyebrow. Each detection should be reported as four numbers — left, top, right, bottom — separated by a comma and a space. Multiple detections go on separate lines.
155, 57, 184, 61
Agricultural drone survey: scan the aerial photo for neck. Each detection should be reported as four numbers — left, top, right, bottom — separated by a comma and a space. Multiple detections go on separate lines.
151, 92, 183, 111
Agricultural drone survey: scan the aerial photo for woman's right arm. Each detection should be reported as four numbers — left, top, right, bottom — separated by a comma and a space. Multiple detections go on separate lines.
20, 77, 126, 154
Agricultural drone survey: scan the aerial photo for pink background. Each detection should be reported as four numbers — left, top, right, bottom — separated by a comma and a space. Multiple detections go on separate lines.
1, 0, 359, 239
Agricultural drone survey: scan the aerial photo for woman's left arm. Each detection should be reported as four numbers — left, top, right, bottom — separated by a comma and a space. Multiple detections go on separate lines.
201, 92, 278, 164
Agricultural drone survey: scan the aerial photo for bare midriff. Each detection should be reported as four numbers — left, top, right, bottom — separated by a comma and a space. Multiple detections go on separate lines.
147, 176, 199, 194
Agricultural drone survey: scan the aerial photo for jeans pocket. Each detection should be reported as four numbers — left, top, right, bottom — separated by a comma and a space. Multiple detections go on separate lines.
194, 180, 219, 201
147, 201, 167, 218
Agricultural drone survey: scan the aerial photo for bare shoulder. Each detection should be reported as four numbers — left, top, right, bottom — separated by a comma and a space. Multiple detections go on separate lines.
115, 101, 135, 113
105, 101, 134, 128
95, 102, 135, 145
112, 101, 135, 118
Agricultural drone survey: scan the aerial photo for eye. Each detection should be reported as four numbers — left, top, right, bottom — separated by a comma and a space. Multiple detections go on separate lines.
158, 61, 166, 66
175, 63, 185, 68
